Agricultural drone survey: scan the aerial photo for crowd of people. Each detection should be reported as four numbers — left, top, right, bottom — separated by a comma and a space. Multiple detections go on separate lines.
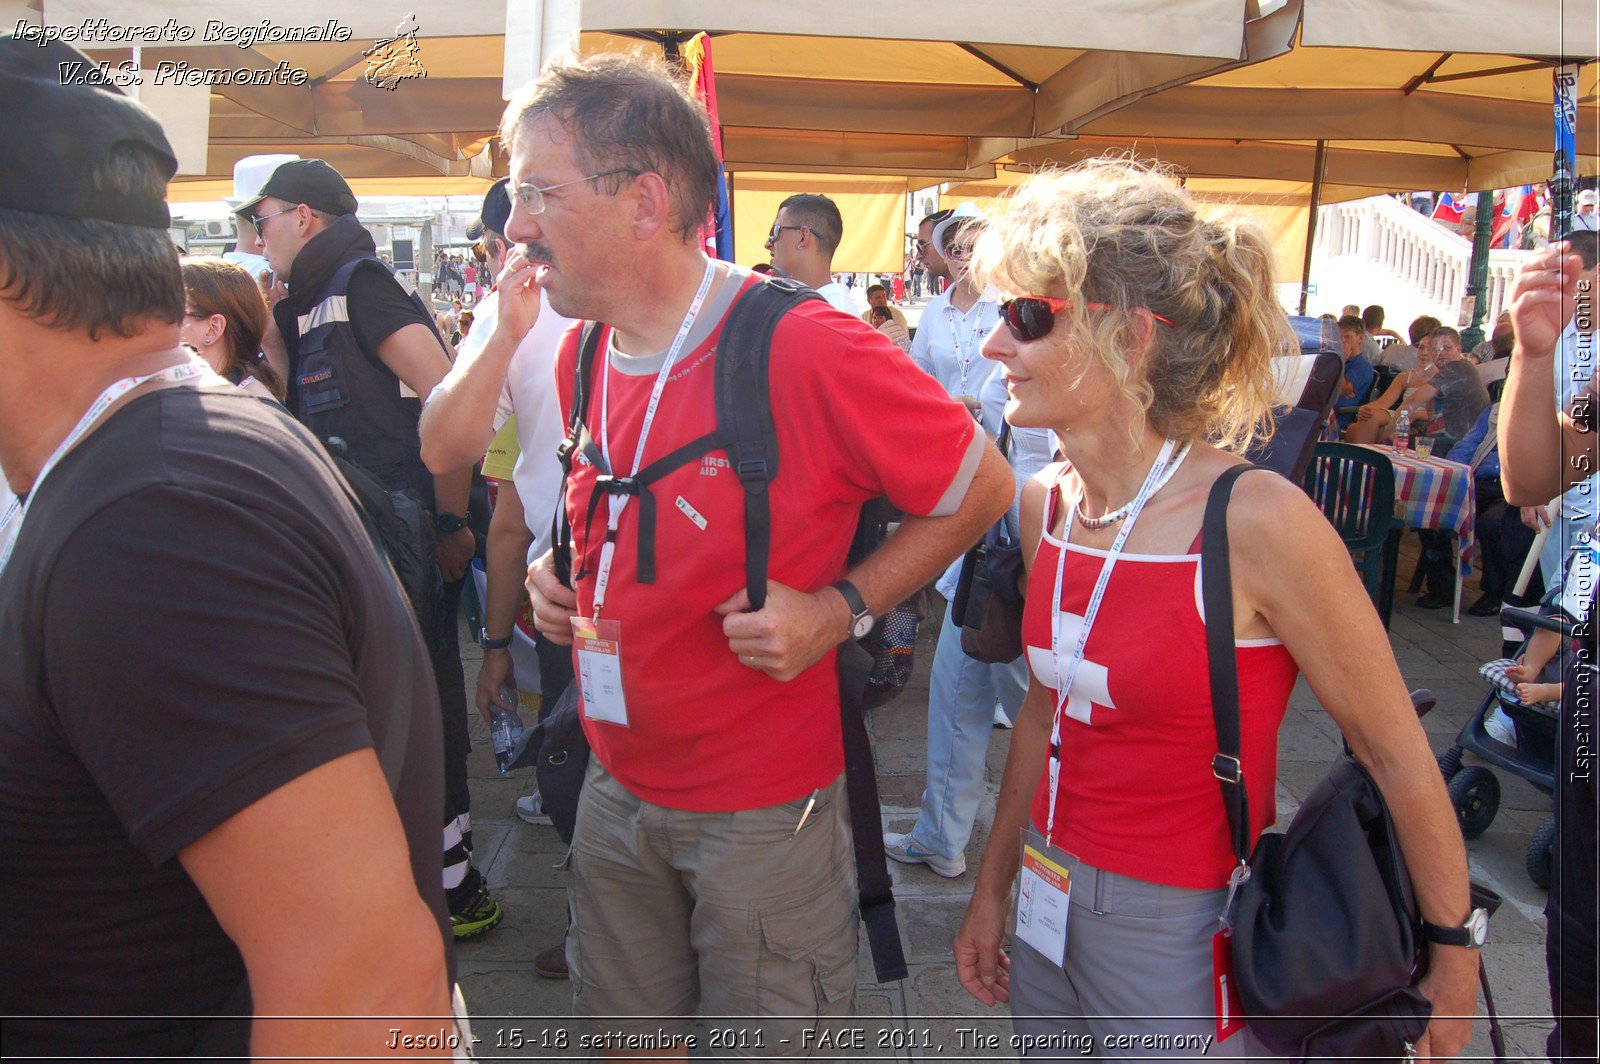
2, 36, 1595, 1064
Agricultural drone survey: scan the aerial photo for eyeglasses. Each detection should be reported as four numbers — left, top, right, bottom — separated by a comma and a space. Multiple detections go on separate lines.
944, 243, 974, 259
768, 223, 807, 242
246, 205, 296, 236
998, 296, 1177, 342
511, 168, 639, 215
183, 309, 208, 319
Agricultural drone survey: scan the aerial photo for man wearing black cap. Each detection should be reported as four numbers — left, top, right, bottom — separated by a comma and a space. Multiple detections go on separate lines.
0, 40, 454, 1055
240, 157, 504, 941
421, 183, 577, 980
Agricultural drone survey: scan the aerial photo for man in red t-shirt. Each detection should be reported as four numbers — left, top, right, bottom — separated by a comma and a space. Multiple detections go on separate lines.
499, 55, 1012, 1049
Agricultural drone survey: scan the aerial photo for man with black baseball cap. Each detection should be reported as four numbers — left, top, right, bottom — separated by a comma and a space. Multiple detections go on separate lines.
0, 39, 454, 1055
422, 182, 577, 980
243, 154, 506, 942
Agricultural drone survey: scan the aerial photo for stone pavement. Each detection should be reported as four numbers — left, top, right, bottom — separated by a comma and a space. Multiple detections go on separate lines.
453, 538, 1557, 1061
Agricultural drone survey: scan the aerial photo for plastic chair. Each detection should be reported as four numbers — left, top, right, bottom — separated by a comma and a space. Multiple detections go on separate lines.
1302, 442, 1397, 624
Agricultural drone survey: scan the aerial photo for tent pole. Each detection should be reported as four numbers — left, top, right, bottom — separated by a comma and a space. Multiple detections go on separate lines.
1462, 195, 1493, 349
1298, 139, 1327, 316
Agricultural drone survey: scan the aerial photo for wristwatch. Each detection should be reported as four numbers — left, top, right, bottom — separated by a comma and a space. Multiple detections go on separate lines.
434, 510, 470, 534
830, 579, 875, 639
1421, 907, 1490, 949
480, 628, 514, 651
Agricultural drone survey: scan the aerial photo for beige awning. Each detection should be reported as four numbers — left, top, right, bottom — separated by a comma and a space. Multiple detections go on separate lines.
38, 0, 1263, 186
1077, 1, 1599, 181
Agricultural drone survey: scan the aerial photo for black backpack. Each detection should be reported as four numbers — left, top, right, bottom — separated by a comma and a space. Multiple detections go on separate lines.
551, 276, 911, 982
324, 437, 440, 630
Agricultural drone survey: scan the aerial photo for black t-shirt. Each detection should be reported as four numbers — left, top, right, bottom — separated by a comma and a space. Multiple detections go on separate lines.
346, 264, 436, 358
0, 384, 450, 1056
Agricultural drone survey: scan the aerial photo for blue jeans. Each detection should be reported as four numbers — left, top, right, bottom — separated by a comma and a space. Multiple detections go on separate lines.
908, 600, 1029, 860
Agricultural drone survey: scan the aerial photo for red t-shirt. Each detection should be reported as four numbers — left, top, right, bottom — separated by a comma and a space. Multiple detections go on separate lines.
1022, 482, 1299, 889
556, 282, 978, 811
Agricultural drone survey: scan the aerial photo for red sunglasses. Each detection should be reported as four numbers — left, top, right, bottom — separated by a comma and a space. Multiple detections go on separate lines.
998, 296, 1176, 342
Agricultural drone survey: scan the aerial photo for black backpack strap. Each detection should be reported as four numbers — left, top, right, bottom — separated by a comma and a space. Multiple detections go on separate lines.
711, 276, 907, 983
1201, 464, 1265, 867
713, 276, 821, 609
552, 321, 606, 588
840, 651, 910, 983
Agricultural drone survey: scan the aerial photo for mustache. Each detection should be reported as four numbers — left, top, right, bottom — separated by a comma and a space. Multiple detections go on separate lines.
519, 242, 556, 267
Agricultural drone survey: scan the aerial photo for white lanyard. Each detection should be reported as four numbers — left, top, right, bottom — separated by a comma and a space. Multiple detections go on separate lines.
944, 301, 981, 392
1043, 438, 1178, 846
589, 258, 718, 617
0, 359, 210, 580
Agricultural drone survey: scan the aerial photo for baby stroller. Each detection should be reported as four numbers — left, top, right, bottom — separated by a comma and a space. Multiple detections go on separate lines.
1436, 605, 1568, 888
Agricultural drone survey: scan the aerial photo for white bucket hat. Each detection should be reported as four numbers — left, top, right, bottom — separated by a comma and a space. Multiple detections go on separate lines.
225, 154, 300, 213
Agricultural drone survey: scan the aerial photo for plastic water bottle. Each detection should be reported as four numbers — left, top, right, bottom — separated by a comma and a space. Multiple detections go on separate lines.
490, 697, 524, 774
1393, 409, 1411, 452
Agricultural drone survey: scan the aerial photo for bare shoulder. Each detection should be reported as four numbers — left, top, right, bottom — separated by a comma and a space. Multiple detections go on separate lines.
1223, 463, 1343, 570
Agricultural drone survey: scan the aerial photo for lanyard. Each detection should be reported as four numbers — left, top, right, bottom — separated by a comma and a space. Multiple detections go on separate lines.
1043, 438, 1178, 846
589, 258, 718, 617
0, 358, 211, 579
944, 300, 989, 392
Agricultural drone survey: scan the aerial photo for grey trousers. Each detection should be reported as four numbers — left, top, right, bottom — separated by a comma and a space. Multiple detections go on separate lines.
1010, 851, 1278, 1061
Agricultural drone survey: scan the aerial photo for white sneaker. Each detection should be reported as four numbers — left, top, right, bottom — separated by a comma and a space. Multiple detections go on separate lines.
883, 831, 966, 877
1483, 705, 1518, 748
993, 704, 1014, 729
516, 792, 553, 825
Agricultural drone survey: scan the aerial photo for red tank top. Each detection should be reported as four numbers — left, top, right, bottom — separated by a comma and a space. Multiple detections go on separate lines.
1023, 480, 1299, 889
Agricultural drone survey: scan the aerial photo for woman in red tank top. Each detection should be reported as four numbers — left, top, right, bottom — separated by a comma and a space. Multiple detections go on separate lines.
950, 160, 1479, 1060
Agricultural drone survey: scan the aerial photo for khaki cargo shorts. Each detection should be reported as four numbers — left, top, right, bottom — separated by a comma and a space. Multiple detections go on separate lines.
566, 758, 859, 1057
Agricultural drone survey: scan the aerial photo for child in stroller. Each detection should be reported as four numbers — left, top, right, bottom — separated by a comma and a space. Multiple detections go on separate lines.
1478, 603, 1566, 748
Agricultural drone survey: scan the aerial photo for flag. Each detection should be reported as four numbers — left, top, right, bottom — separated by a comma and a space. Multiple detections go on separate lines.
1491, 190, 1516, 248
1431, 192, 1465, 224
683, 33, 733, 261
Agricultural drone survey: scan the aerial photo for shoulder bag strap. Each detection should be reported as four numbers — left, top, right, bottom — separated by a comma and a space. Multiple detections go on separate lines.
1202, 463, 1260, 867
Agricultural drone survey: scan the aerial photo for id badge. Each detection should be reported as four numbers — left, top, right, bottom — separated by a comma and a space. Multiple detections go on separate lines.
1015, 827, 1072, 966
1211, 926, 1246, 1041
571, 617, 628, 727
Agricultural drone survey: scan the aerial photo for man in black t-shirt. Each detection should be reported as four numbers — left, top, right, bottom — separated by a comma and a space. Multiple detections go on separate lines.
246, 157, 502, 940
0, 40, 454, 1056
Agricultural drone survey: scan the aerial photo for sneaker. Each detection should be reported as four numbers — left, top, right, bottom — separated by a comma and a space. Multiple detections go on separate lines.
883, 831, 966, 877
534, 942, 570, 980
1415, 593, 1451, 610
993, 703, 1014, 729
516, 792, 552, 826
1484, 704, 1519, 748
449, 884, 503, 941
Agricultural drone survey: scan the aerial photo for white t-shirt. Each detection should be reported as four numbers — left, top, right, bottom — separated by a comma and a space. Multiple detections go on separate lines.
813, 281, 858, 316
452, 286, 575, 561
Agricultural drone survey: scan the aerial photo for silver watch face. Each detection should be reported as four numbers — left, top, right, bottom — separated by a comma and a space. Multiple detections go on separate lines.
850, 613, 874, 639
1467, 908, 1489, 946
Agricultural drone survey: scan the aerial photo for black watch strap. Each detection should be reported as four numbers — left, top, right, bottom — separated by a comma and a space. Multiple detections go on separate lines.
435, 510, 469, 533
480, 629, 514, 651
1421, 909, 1488, 948
831, 579, 868, 617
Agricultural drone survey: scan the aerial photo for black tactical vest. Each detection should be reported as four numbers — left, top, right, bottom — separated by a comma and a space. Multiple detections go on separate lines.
281, 256, 433, 500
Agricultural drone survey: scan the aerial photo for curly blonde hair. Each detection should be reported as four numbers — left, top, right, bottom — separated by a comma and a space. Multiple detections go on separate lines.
972, 158, 1291, 452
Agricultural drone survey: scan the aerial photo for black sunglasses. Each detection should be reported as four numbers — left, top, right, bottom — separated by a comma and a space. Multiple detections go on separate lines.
998, 296, 1176, 342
